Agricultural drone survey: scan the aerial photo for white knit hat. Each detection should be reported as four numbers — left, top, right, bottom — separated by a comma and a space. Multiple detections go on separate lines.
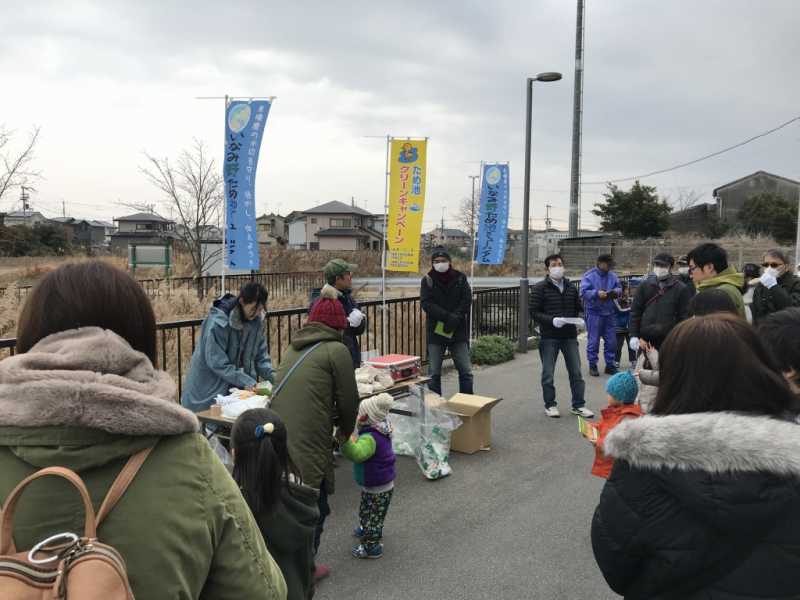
358, 393, 394, 425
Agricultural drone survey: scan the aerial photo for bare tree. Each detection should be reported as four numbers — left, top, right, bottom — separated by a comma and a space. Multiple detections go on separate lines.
670, 188, 703, 213
456, 195, 479, 242
140, 140, 223, 278
0, 126, 41, 204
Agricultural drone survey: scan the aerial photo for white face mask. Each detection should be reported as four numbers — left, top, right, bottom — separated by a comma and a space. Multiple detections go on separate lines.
549, 266, 565, 280
653, 266, 670, 279
433, 262, 450, 273
678, 266, 689, 276
764, 266, 783, 279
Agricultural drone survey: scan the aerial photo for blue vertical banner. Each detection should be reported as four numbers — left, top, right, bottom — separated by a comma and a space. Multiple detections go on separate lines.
476, 163, 510, 264
224, 99, 271, 270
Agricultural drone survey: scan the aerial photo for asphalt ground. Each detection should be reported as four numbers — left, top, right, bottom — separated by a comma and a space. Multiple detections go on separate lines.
315, 337, 625, 600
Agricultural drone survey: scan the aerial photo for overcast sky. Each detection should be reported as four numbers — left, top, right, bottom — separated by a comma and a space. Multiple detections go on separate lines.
2, 0, 798, 231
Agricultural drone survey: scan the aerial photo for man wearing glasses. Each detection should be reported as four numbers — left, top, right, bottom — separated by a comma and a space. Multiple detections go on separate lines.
686, 243, 745, 319
751, 249, 800, 324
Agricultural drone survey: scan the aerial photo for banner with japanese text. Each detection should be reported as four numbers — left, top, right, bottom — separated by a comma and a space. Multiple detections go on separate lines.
224, 99, 271, 270
386, 138, 427, 272
476, 163, 510, 264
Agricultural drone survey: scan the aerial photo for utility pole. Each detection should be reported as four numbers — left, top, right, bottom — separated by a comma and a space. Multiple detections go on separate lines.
62, 199, 66, 218
20, 186, 31, 216
568, 0, 586, 237
545, 204, 552, 230
440, 207, 446, 245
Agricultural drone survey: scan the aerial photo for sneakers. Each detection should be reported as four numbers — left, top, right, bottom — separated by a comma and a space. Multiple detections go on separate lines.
544, 406, 561, 418
589, 365, 600, 377
313, 565, 331, 582
605, 365, 619, 375
352, 543, 383, 559
571, 406, 595, 418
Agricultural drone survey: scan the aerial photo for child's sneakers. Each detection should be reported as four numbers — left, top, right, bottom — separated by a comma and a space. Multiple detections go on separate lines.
352, 543, 383, 559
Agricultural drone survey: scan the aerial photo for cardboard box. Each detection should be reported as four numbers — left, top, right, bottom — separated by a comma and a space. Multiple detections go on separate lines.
443, 393, 503, 454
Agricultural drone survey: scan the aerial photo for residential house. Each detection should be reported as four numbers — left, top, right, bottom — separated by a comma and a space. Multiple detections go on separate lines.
50, 217, 113, 249
175, 224, 223, 242
424, 227, 471, 251
296, 200, 382, 251
256, 213, 287, 247
286, 211, 307, 249
110, 212, 177, 254
714, 170, 799, 225
3, 211, 49, 228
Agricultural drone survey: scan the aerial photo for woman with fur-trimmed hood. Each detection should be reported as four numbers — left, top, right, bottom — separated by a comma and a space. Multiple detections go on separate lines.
0, 262, 286, 599
592, 314, 800, 600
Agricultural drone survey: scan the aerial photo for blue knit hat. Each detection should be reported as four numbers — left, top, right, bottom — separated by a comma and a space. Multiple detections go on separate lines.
605, 371, 638, 404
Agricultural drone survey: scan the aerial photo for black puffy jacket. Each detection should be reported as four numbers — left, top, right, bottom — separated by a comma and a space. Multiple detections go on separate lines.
751, 272, 800, 325
629, 275, 692, 337
420, 269, 472, 344
529, 277, 583, 339
592, 412, 800, 600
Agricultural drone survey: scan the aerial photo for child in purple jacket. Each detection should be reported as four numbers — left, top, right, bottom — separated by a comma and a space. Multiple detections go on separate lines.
341, 393, 396, 559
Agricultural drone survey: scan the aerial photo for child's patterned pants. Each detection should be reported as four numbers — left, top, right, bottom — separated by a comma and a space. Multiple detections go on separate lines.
359, 489, 394, 549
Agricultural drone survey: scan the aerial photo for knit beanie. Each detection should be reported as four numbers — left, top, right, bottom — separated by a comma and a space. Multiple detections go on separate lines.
308, 284, 347, 330
431, 246, 451, 262
606, 371, 638, 405
358, 393, 394, 425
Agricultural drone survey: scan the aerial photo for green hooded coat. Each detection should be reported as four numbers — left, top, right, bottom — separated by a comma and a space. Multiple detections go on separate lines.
0, 327, 286, 600
696, 266, 746, 318
270, 323, 360, 493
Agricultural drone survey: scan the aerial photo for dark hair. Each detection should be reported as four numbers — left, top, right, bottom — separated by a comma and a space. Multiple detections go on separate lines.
240, 282, 268, 306
687, 242, 728, 273
639, 323, 668, 350
653, 253, 674, 267
16, 261, 156, 363
689, 289, 739, 317
758, 307, 800, 380
764, 249, 789, 265
544, 253, 563, 268
597, 253, 613, 264
231, 408, 300, 516
652, 314, 796, 416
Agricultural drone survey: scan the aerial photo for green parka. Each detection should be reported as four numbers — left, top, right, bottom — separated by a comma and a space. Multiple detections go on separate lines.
0, 327, 286, 600
270, 323, 360, 493
696, 266, 746, 318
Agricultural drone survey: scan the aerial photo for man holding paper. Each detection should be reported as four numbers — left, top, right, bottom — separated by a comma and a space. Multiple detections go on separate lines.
529, 254, 593, 419
420, 246, 473, 396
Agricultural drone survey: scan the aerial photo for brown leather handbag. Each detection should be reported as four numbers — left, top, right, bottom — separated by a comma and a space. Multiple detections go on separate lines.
0, 447, 154, 600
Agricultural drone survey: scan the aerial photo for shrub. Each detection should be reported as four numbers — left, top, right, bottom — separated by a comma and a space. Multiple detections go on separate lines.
470, 335, 515, 365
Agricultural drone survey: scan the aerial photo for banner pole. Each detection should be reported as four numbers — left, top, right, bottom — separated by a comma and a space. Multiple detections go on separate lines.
221, 94, 228, 297
469, 162, 482, 343
381, 135, 390, 355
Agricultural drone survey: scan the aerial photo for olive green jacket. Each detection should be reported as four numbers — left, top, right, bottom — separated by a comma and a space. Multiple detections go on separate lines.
0, 327, 286, 600
271, 324, 360, 493
696, 266, 746, 318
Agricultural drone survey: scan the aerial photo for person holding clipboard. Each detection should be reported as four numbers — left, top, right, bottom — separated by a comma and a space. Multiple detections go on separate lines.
420, 246, 474, 396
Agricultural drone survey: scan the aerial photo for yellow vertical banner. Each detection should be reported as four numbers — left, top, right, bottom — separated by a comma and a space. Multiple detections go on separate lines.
386, 138, 427, 271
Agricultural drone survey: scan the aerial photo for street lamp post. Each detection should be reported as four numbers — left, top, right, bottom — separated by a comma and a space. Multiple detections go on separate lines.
518, 72, 562, 353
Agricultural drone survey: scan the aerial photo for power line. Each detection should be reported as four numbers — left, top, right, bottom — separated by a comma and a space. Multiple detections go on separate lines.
582, 115, 800, 185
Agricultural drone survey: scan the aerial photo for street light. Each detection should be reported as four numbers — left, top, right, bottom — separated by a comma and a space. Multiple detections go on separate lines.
518, 72, 563, 353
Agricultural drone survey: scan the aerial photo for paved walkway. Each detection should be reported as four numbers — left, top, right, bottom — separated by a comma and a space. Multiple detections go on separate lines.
316, 339, 624, 599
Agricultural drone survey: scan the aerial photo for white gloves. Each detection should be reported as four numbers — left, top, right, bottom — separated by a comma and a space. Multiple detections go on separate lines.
760, 272, 778, 289
552, 317, 566, 329
629, 337, 640, 352
347, 309, 365, 328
